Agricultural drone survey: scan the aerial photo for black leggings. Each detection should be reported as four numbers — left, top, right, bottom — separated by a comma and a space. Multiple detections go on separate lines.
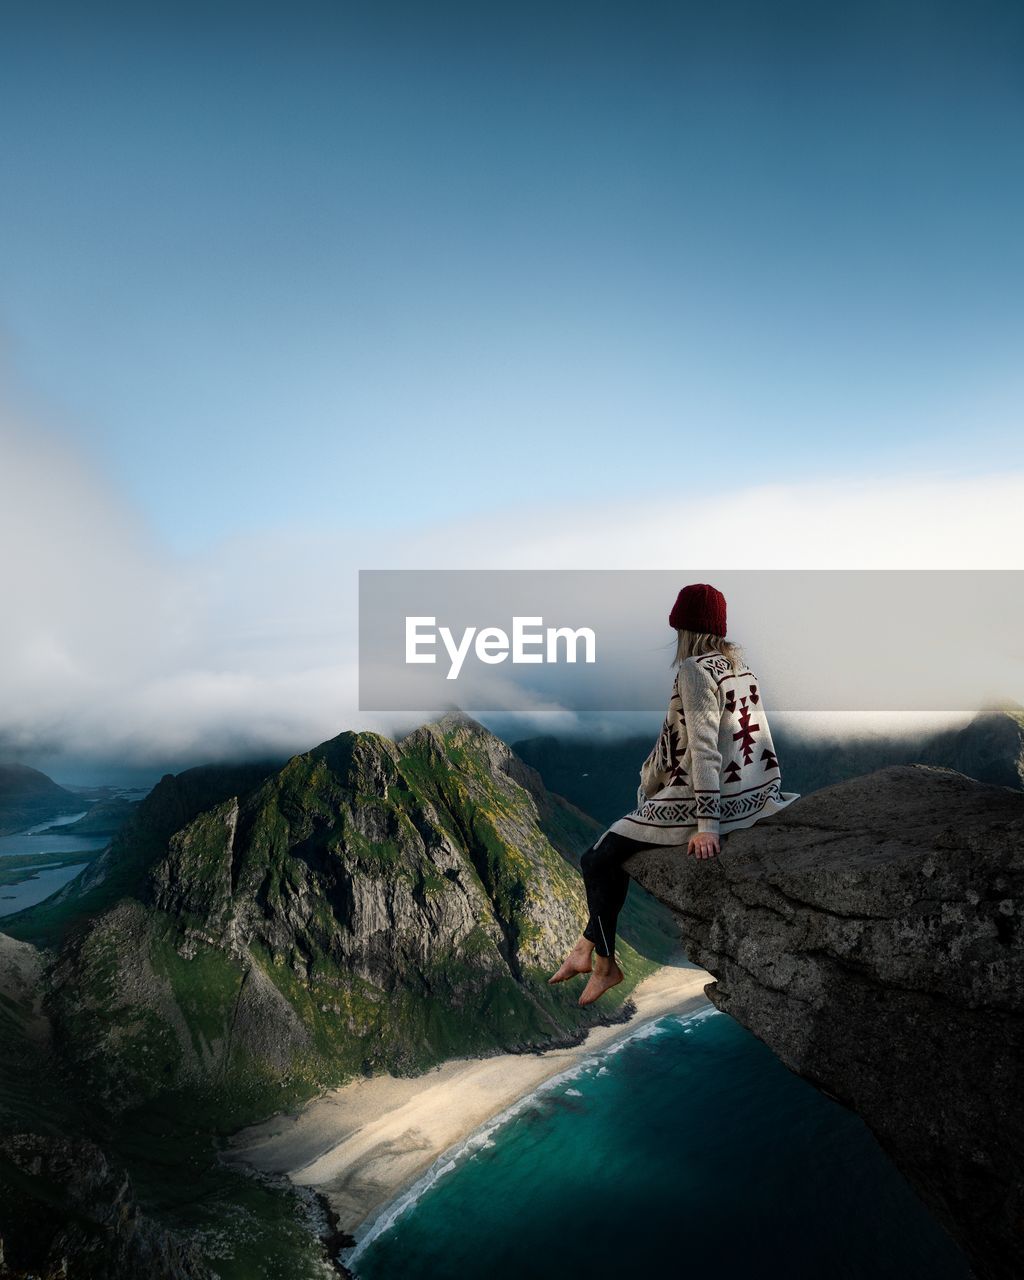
579, 831, 660, 959
579, 829, 728, 958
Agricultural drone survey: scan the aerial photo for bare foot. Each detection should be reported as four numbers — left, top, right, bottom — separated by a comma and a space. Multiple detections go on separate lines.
548, 939, 594, 984
578, 958, 624, 1006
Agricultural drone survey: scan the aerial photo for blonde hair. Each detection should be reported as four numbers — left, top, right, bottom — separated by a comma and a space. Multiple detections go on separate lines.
672, 628, 744, 675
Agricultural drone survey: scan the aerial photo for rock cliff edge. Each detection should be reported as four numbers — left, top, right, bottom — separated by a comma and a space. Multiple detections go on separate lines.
625, 764, 1023, 1280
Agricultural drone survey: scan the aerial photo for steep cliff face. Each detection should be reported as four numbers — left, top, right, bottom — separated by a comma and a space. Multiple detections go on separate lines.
148, 720, 588, 988
4, 759, 284, 949
625, 764, 1023, 1280
45, 712, 669, 1127
0, 1134, 211, 1280
0, 938, 215, 1280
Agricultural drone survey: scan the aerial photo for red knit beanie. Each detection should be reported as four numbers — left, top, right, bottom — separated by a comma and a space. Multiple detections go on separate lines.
669, 583, 727, 636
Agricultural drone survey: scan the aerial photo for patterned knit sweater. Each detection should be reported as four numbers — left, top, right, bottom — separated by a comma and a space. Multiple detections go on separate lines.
607, 650, 799, 844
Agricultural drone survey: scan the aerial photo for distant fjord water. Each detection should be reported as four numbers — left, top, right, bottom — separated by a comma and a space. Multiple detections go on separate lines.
0, 812, 108, 916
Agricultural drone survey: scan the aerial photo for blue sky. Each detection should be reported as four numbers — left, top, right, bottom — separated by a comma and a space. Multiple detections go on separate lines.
2, 1, 1023, 778
3, 1, 1023, 551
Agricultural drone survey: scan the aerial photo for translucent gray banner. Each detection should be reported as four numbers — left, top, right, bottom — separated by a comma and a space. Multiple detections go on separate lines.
358, 570, 1024, 714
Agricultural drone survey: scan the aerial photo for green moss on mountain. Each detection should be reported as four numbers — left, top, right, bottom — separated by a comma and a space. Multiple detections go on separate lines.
41, 712, 669, 1140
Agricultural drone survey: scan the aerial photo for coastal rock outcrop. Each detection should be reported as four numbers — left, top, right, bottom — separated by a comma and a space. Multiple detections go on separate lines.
625, 764, 1023, 1280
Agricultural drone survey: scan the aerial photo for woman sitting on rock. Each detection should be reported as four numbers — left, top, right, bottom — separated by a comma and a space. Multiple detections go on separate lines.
549, 582, 799, 1006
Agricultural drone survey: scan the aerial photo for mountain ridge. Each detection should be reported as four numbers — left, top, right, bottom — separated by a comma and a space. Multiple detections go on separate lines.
38, 712, 676, 1128
0, 763, 84, 836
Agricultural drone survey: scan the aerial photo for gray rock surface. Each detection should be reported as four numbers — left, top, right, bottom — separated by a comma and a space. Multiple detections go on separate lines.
624, 764, 1023, 1280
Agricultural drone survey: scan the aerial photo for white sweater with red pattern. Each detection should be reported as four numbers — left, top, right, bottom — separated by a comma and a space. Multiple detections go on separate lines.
607, 650, 799, 843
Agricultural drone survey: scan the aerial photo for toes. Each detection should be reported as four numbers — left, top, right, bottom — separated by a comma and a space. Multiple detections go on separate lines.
550, 962, 591, 984
577, 972, 622, 1006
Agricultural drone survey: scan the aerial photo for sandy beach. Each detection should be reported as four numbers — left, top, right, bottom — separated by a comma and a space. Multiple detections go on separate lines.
224, 960, 713, 1243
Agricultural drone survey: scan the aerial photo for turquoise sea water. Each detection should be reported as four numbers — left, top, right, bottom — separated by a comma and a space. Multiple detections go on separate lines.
351, 1006, 971, 1280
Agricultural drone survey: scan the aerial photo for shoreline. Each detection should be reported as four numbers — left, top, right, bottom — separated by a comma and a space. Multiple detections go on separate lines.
224, 961, 713, 1258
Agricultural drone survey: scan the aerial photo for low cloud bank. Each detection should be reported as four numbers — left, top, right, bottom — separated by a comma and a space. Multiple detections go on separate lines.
2, 412, 1021, 781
